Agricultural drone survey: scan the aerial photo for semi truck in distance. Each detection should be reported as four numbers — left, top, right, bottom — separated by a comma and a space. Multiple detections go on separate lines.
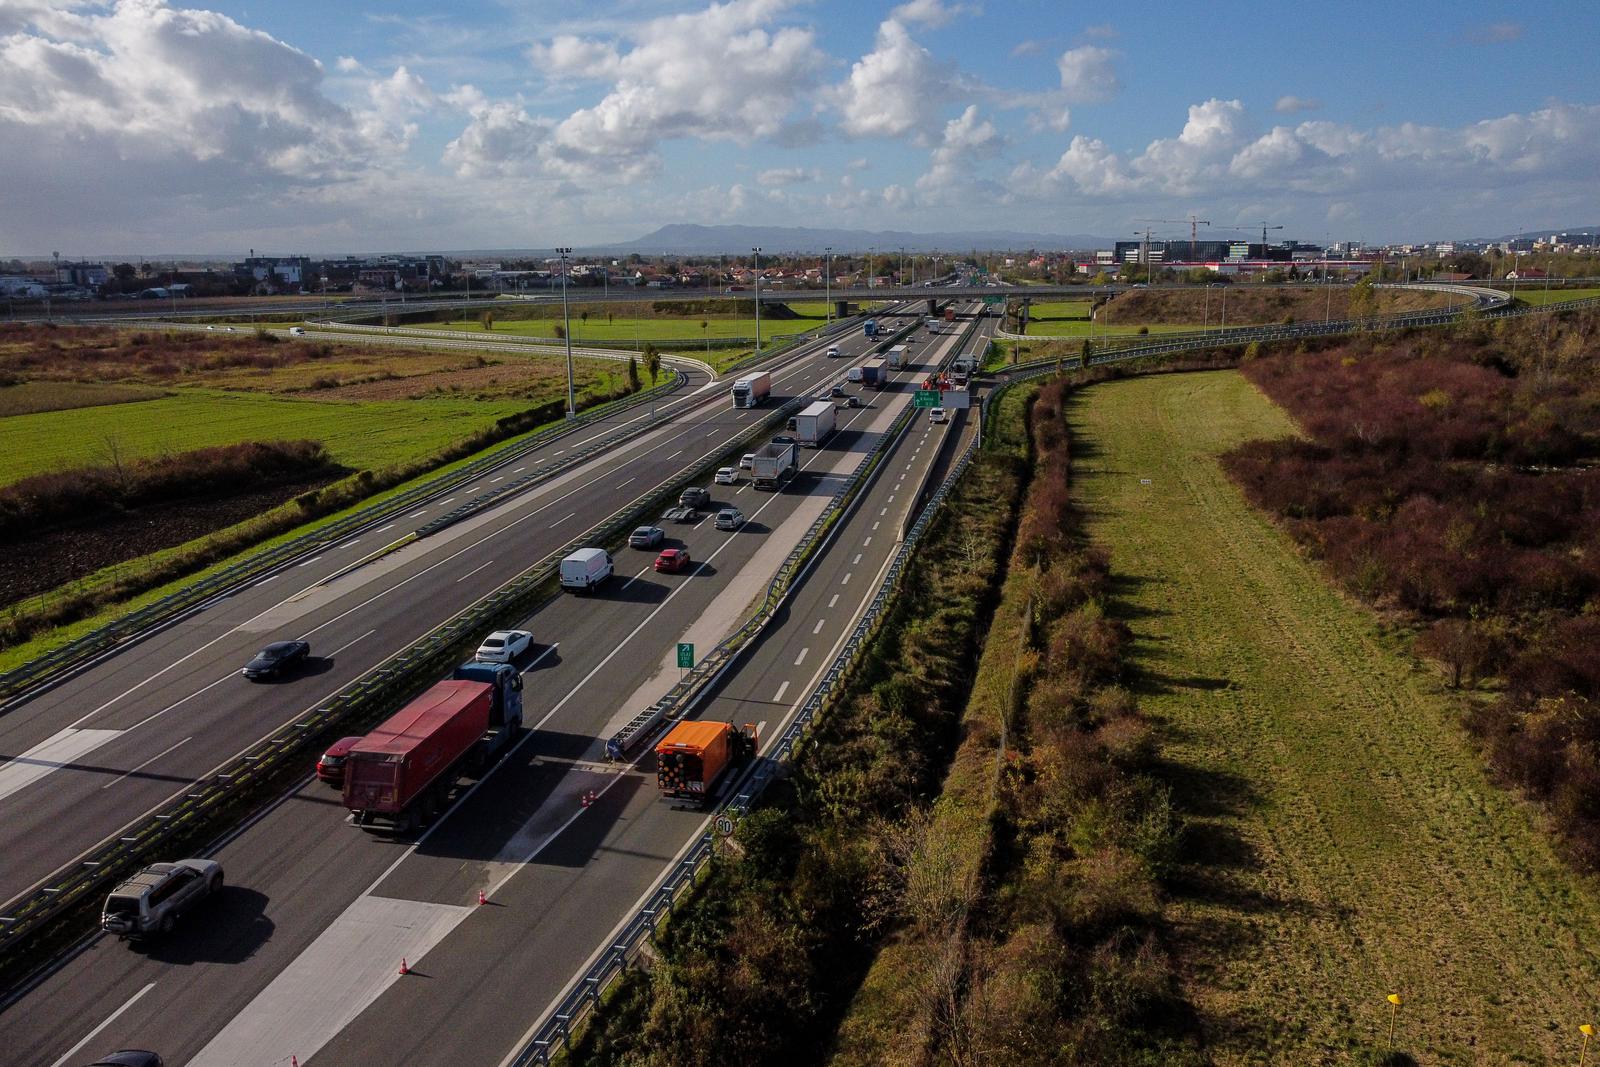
655, 719, 758, 804
752, 440, 798, 489
344, 665, 524, 832
860, 357, 888, 389
863, 319, 878, 338
730, 371, 771, 409
794, 400, 836, 447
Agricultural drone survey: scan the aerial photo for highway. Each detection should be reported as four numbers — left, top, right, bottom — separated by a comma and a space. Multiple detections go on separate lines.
0, 311, 897, 913
0, 307, 993, 1066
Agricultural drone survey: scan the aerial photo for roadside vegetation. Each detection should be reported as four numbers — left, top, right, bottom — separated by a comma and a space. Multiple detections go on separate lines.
0, 321, 642, 651
1095, 284, 1457, 327
1224, 309, 1600, 873
1512, 286, 1600, 305
1080, 367, 1600, 1063
566, 381, 1031, 1067
413, 298, 829, 345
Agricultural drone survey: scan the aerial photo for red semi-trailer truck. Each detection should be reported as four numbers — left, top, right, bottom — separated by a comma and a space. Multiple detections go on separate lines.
344, 666, 523, 832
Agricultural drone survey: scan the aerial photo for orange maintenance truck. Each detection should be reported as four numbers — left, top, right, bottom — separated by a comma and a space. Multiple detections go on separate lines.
655, 720, 758, 803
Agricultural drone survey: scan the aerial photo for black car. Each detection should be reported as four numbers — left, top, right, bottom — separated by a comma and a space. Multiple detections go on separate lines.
85, 1053, 163, 1067
241, 640, 311, 680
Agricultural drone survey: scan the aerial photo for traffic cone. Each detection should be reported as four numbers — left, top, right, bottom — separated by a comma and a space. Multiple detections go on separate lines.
291, 1059, 299, 1067
398, 957, 409, 976
477, 889, 487, 906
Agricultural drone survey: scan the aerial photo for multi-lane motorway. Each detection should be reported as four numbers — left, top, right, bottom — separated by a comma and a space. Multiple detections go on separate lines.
1, 303, 994, 1065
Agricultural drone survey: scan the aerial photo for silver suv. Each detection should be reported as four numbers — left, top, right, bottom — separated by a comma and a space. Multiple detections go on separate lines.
101, 859, 223, 939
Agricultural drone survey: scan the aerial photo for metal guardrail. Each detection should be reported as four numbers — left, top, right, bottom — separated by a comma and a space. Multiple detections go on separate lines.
0, 371, 696, 710
512, 306, 988, 1065
0, 380, 822, 983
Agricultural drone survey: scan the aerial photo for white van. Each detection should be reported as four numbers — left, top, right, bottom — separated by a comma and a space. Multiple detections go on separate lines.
847, 366, 864, 383
288, 326, 305, 337
826, 345, 842, 358
560, 548, 613, 593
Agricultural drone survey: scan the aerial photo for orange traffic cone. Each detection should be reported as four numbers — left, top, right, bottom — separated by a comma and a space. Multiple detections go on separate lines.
398, 957, 409, 976
291, 1059, 299, 1067
477, 889, 487, 906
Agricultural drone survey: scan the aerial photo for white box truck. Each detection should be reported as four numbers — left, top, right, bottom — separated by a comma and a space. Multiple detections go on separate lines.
560, 548, 613, 593
752, 441, 798, 490
884, 344, 909, 369
794, 400, 836, 447
730, 371, 771, 409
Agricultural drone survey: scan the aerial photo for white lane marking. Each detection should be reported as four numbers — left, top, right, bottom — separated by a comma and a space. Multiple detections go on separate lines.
514, 467, 526, 473
794, 648, 809, 667
879, 507, 887, 516
0, 728, 124, 804
491, 476, 504, 483
852, 553, 862, 565
456, 559, 496, 583
328, 629, 377, 658
665, 448, 684, 460
773, 681, 790, 702
813, 618, 826, 635
520, 644, 559, 675
620, 566, 651, 591
296, 556, 324, 568
100, 736, 192, 792
549, 511, 577, 528
466, 486, 481, 493
258, 574, 278, 583
437, 498, 456, 506
375, 524, 395, 534
615, 476, 635, 489
863, 537, 872, 547
828, 594, 840, 608
841, 573, 852, 585
48, 982, 156, 1067
872, 521, 880, 531
705, 430, 718, 437
409, 510, 427, 518
335, 540, 360, 551
888, 494, 895, 503
187, 896, 472, 1067
554, 449, 566, 455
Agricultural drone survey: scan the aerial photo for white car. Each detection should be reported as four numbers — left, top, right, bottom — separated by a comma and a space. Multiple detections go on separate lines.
826, 345, 842, 357
929, 407, 947, 424
715, 508, 745, 531
476, 629, 533, 663
714, 466, 737, 484
738, 453, 755, 470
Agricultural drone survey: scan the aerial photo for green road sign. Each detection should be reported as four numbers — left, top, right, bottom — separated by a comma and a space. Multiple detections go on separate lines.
676, 643, 695, 668
914, 390, 940, 407
983, 295, 1004, 305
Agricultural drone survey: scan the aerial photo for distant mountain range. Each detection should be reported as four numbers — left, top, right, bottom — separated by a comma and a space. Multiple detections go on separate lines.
599, 224, 1117, 255
1494, 225, 1600, 241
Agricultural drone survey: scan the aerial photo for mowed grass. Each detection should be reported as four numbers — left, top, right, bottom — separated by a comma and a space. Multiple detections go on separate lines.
0, 389, 534, 485
1069, 371, 1600, 1065
421, 311, 825, 342
1513, 287, 1600, 305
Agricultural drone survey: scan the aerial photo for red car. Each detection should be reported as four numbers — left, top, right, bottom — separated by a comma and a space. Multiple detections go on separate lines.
654, 548, 692, 574
316, 736, 364, 785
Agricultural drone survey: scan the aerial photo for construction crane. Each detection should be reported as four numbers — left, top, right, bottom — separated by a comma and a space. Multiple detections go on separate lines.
1136, 216, 1212, 261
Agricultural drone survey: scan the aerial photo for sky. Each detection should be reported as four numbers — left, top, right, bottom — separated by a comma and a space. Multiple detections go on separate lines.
1, 0, 1598, 255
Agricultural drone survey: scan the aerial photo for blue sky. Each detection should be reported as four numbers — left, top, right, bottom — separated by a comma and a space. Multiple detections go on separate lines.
2, 0, 1597, 253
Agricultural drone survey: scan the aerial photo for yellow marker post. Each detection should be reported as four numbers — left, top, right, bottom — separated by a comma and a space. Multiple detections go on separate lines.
1581, 1023, 1595, 1067
1386, 993, 1403, 1048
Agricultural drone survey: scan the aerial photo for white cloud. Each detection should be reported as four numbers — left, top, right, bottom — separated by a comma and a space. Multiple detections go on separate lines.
1275, 94, 1321, 114
835, 18, 952, 139
527, 34, 621, 80
916, 104, 1001, 201
1056, 45, 1119, 104
442, 100, 553, 178
757, 166, 820, 186
1010, 39, 1043, 57
889, 0, 978, 28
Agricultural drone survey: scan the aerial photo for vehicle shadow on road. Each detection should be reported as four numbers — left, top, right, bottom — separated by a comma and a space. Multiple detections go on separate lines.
136, 886, 274, 966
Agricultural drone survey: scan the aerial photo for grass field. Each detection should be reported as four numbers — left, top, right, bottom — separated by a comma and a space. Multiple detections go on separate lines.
421, 311, 825, 342
0, 389, 539, 485
1512, 287, 1600, 305
0, 381, 168, 416
1069, 371, 1600, 1065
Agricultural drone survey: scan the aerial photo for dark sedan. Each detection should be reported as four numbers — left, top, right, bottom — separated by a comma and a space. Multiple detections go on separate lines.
241, 640, 311, 680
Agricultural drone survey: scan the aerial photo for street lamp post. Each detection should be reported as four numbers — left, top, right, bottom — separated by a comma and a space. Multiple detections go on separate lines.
752, 247, 763, 354
824, 246, 833, 324
558, 246, 575, 419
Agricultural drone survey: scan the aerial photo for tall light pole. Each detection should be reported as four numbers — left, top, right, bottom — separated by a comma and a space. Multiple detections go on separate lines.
868, 246, 875, 287
824, 246, 833, 324
557, 246, 575, 419
899, 246, 905, 288
752, 247, 763, 354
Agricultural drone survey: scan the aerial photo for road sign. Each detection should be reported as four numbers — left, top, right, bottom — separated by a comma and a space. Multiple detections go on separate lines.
714, 815, 735, 837
676, 643, 694, 668
983, 295, 1004, 305
913, 390, 940, 407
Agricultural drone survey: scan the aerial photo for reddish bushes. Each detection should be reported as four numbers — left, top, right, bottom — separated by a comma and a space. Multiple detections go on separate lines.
1225, 311, 1600, 867
0, 440, 341, 541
